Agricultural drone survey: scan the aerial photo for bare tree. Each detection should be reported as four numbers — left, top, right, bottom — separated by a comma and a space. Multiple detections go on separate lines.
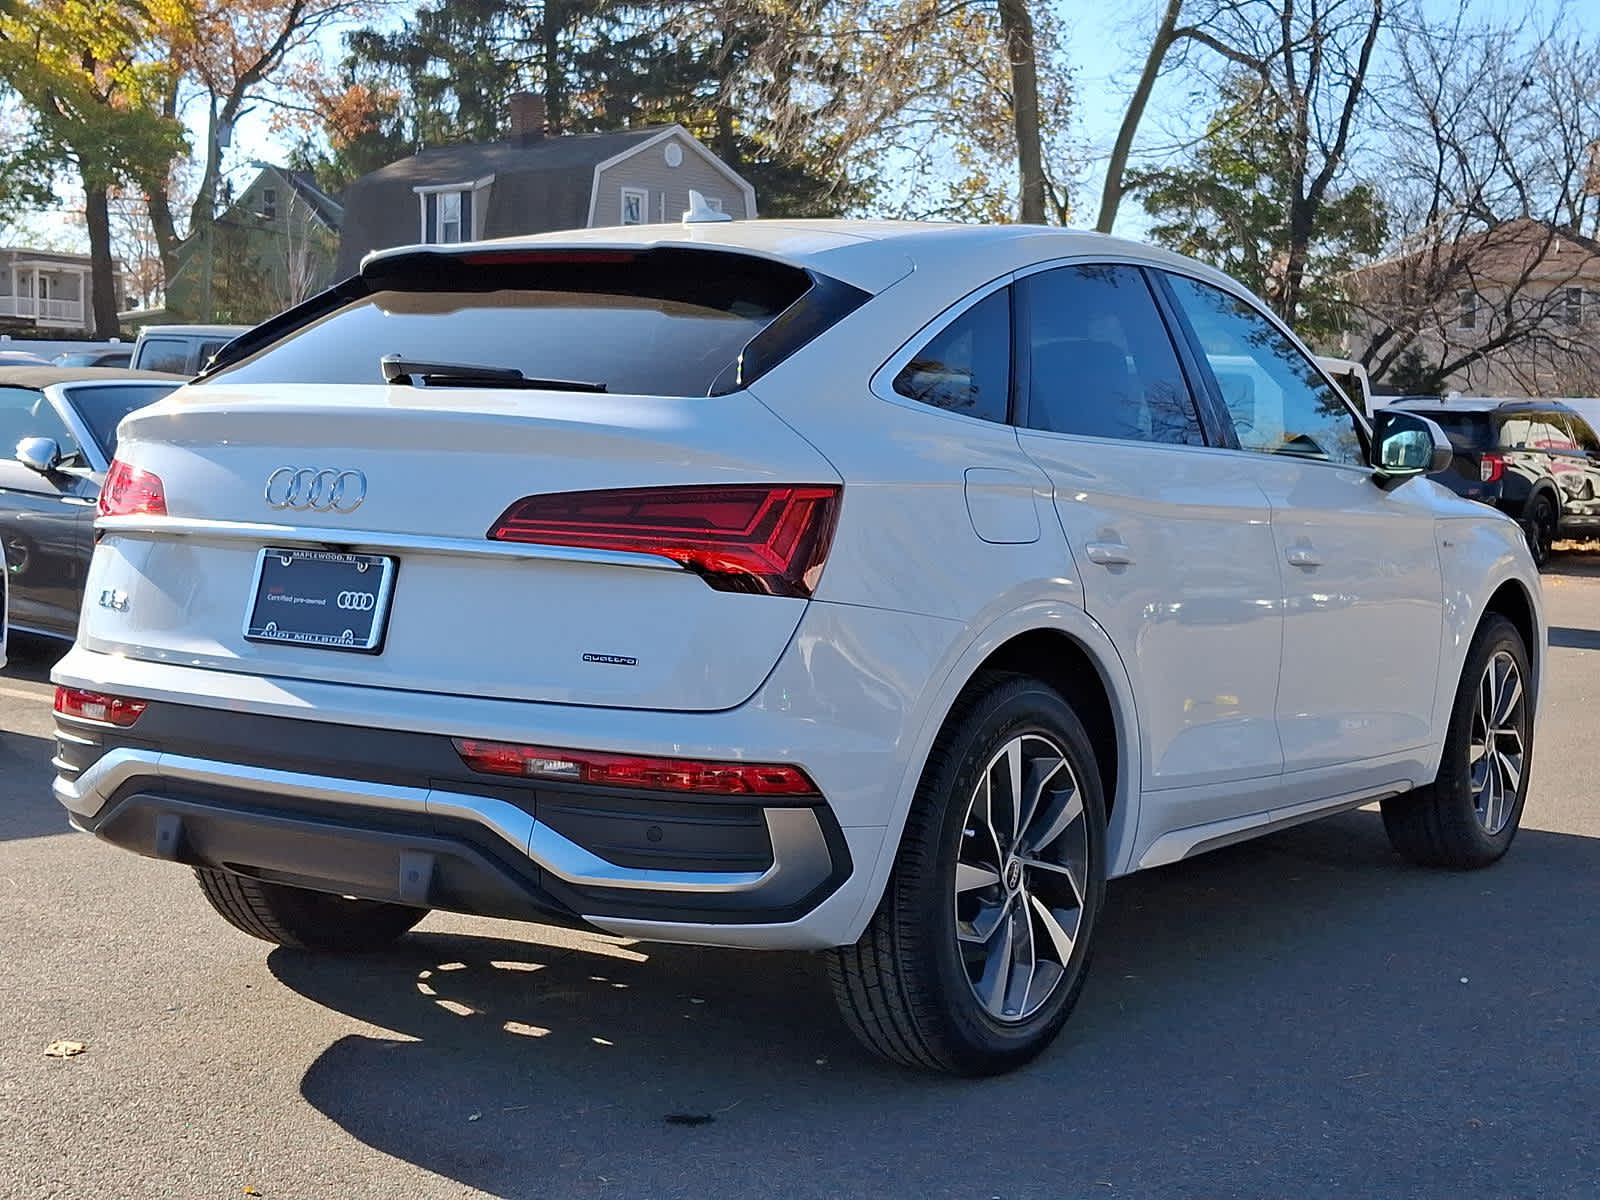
1346, 9, 1600, 393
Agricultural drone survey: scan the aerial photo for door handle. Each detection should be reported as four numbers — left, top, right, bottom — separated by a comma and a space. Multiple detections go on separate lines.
1085, 541, 1134, 566
1285, 545, 1322, 568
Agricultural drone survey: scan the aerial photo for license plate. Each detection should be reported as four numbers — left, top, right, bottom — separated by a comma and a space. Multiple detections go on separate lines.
243, 548, 396, 653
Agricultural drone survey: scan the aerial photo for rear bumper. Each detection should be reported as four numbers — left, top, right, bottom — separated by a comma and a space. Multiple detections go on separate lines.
54, 698, 855, 940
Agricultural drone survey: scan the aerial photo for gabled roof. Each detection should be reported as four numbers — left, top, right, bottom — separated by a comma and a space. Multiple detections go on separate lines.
280, 170, 344, 230
334, 127, 686, 275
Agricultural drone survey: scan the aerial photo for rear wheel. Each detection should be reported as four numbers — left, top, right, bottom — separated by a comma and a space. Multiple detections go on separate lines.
829, 673, 1107, 1075
1523, 494, 1556, 567
194, 868, 427, 951
1381, 614, 1532, 869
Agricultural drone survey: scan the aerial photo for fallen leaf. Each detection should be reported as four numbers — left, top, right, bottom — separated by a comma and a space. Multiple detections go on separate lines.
243, 1188, 262, 1197
468, 1111, 482, 1122
43, 1041, 86, 1058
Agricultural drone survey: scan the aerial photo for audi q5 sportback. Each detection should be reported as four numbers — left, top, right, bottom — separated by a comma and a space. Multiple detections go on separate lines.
51, 222, 1543, 1075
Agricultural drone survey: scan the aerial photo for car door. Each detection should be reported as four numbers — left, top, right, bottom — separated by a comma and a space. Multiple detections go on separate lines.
1011, 262, 1285, 822
1557, 410, 1600, 528
1159, 271, 1444, 772
0, 386, 97, 636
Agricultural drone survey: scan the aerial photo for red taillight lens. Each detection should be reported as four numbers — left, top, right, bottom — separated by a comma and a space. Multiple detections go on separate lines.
98, 459, 167, 517
1481, 453, 1505, 484
54, 687, 147, 727
487, 484, 841, 598
454, 739, 819, 796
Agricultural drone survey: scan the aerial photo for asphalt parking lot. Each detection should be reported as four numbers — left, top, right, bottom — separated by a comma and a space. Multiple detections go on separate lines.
3, 563, 1600, 1200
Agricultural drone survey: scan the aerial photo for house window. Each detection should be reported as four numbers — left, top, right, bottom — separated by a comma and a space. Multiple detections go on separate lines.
703, 196, 723, 213
421, 189, 472, 244
1563, 286, 1584, 327
1456, 289, 1477, 330
261, 188, 277, 220
621, 187, 648, 226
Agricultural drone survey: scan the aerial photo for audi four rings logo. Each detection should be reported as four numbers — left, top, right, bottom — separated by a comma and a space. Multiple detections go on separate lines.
264, 467, 367, 513
337, 591, 376, 611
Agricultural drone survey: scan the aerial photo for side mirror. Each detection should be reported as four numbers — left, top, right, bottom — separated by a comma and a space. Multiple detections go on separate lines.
15, 436, 62, 475
1371, 410, 1451, 489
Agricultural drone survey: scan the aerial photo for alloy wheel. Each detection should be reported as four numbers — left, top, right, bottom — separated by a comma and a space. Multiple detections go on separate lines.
1470, 650, 1526, 835
954, 734, 1089, 1023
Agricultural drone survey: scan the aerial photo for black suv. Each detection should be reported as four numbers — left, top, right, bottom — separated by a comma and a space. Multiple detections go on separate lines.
1387, 397, 1600, 565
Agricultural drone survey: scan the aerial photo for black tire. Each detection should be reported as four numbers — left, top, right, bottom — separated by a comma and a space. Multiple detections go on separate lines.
1523, 494, 1557, 567
828, 672, 1107, 1075
1381, 614, 1533, 869
194, 867, 426, 952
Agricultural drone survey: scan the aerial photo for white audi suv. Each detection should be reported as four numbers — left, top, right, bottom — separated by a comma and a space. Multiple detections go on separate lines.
51, 221, 1542, 1074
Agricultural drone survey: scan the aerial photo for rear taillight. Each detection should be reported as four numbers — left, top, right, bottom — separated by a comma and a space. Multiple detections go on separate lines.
488, 484, 841, 598
453, 739, 819, 796
99, 459, 166, 517
1480, 453, 1505, 484
54, 687, 146, 727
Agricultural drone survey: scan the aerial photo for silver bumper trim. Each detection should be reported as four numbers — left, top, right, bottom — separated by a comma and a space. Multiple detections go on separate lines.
55, 749, 830, 897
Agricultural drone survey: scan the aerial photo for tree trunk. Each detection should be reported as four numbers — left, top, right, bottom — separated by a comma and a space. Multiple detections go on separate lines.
1278, 199, 1315, 323
142, 181, 181, 285
997, 0, 1046, 224
1097, 0, 1183, 233
543, 1, 565, 133
83, 182, 120, 337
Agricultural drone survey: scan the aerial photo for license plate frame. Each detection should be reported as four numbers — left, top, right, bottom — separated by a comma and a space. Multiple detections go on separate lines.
243, 547, 397, 654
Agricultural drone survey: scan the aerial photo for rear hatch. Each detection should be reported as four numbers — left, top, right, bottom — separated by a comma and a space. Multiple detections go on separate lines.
1411, 408, 1494, 491
81, 246, 862, 712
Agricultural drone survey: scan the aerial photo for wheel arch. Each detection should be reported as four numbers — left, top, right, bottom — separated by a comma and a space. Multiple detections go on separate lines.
839, 601, 1143, 945
1483, 575, 1540, 698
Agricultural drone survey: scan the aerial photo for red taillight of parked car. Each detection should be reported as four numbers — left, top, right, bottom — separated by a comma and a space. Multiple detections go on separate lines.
98, 459, 167, 518
487, 484, 842, 598
53, 687, 147, 727
1480, 453, 1506, 484
453, 739, 820, 796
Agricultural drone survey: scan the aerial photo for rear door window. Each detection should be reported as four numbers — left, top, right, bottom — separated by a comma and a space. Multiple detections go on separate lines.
892, 289, 1011, 423
206, 249, 859, 398
1019, 264, 1204, 445
60, 383, 180, 458
1562, 412, 1600, 452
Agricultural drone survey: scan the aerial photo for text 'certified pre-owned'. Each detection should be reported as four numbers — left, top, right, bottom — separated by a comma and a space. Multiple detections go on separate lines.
265, 467, 367, 513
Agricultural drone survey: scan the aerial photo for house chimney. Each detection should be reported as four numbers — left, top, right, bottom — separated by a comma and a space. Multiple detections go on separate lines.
509, 92, 547, 144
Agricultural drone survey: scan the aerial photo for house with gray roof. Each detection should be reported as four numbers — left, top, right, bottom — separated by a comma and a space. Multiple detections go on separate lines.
333, 94, 757, 275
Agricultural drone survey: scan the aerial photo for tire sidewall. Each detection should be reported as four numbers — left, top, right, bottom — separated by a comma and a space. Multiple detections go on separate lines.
904, 678, 1108, 1070
1439, 616, 1534, 857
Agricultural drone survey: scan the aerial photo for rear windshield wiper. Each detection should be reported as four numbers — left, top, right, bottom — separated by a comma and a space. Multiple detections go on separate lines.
380, 355, 607, 392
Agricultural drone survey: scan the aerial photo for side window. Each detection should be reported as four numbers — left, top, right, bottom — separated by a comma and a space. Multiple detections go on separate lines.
136, 338, 190, 374
1165, 274, 1366, 467
1499, 416, 1531, 449
0, 386, 78, 464
1534, 413, 1576, 451
1564, 413, 1600, 453
1019, 264, 1203, 445
892, 288, 1011, 424
197, 340, 226, 370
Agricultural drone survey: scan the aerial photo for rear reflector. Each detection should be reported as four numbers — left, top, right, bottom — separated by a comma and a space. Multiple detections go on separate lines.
454, 739, 819, 796
54, 687, 147, 727
99, 459, 167, 518
487, 484, 841, 598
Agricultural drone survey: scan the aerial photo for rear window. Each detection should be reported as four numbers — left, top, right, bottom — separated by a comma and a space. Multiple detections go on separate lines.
205, 249, 865, 397
1409, 409, 1492, 452
62, 383, 181, 457
136, 338, 191, 374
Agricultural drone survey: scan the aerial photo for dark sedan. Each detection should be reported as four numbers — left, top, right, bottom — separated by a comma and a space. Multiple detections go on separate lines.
1, 366, 183, 642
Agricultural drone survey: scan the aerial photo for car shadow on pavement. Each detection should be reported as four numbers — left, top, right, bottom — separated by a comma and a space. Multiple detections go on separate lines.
1, 631, 65, 684
0, 729, 72, 842
271, 809, 1600, 1199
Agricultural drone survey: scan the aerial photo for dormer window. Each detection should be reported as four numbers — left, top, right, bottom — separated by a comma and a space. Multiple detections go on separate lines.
415, 177, 493, 245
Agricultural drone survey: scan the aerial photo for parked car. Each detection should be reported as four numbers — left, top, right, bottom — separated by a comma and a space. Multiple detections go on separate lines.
54, 346, 133, 369
1386, 397, 1600, 565
0, 349, 52, 366
53, 223, 1542, 1075
130, 324, 250, 375
0, 366, 183, 639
